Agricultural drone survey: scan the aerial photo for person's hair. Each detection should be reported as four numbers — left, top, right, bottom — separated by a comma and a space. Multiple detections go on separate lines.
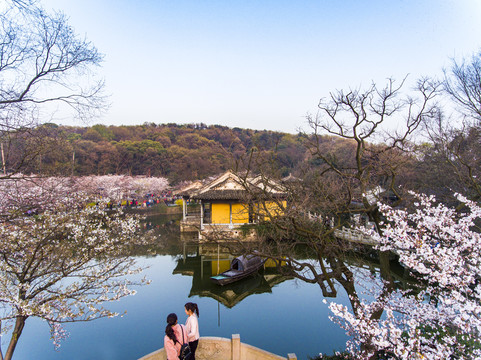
185, 302, 199, 317
165, 313, 178, 343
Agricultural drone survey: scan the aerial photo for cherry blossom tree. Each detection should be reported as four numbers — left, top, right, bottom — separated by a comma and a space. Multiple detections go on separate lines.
129, 176, 170, 197
0, 175, 72, 221
0, 177, 149, 360
74, 175, 170, 203
327, 193, 481, 359
75, 175, 131, 202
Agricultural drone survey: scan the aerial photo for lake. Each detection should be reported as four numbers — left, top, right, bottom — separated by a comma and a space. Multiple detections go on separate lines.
9, 214, 407, 360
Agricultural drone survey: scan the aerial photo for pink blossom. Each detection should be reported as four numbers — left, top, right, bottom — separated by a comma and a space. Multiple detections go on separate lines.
328, 192, 481, 359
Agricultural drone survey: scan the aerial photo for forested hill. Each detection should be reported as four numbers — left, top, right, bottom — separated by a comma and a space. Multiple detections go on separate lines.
6, 121, 478, 204
33, 123, 306, 183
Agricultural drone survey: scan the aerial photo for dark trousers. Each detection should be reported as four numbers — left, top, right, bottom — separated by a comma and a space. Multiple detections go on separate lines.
188, 339, 198, 360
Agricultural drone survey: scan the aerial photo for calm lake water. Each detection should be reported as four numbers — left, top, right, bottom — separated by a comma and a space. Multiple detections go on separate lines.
9, 214, 407, 360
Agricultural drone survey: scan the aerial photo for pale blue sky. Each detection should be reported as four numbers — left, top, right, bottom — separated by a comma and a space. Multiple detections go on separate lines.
43, 0, 481, 133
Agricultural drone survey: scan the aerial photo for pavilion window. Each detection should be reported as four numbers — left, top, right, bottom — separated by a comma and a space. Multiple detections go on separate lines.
248, 204, 255, 223
203, 203, 212, 224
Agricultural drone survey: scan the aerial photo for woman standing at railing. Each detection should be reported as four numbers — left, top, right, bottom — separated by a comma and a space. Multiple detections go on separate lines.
184, 302, 200, 360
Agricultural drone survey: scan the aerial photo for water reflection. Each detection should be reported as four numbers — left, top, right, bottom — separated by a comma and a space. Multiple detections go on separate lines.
12, 213, 420, 360
172, 243, 293, 308
138, 213, 417, 311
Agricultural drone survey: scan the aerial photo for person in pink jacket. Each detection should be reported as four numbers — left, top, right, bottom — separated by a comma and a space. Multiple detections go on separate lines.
164, 313, 188, 360
184, 302, 200, 360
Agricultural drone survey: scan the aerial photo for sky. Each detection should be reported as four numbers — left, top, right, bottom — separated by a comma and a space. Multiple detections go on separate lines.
42, 0, 481, 134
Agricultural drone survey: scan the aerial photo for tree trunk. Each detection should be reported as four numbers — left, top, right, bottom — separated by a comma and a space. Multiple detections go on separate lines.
379, 250, 394, 290
4, 315, 28, 360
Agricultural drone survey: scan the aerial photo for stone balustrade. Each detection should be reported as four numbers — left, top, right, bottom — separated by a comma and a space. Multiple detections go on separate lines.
138, 334, 296, 360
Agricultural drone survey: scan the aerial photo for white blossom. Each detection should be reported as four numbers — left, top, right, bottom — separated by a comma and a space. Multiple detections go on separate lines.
328, 192, 481, 359
0, 176, 152, 351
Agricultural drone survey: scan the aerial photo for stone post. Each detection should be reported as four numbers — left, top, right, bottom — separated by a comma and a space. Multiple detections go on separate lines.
287, 354, 297, 360
232, 334, 241, 360
182, 197, 186, 220
200, 200, 204, 229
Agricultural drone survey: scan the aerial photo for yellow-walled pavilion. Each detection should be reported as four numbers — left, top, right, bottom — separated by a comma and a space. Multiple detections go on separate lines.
180, 171, 286, 240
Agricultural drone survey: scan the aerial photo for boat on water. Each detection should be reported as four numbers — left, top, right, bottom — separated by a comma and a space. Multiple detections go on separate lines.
211, 254, 266, 286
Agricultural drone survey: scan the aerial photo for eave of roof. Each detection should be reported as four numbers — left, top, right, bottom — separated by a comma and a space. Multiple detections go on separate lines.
191, 189, 287, 201
191, 189, 247, 200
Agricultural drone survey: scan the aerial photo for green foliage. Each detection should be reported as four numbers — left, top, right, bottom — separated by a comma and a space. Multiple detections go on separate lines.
417, 324, 481, 358
91, 124, 115, 141
67, 133, 81, 141
7, 123, 359, 183
50, 124, 307, 182
116, 140, 166, 154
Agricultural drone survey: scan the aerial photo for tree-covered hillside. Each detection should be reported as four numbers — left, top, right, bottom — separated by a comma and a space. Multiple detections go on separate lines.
8, 123, 306, 183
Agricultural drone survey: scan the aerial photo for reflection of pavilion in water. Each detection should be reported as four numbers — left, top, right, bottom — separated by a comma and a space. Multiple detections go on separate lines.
173, 241, 417, 310
173, 243, 292, 308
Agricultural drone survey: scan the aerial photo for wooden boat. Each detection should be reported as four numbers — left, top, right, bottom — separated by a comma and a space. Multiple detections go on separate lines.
211, 254, 266, 286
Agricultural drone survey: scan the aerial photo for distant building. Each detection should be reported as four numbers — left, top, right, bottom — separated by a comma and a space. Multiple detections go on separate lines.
180, 171, 286, 240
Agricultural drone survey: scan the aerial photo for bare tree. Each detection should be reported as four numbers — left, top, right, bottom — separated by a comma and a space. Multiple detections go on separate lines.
444, 51, 481, 121
420, 51, 481, 203
306, 77, 439, 229
200, 77, 438, 359
0, 0, 106, 177
422, 111, 481, 203
0, 3, 145, 359
223, 77, 440, 281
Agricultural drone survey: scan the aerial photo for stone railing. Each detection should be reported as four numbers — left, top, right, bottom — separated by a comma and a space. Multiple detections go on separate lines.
334, 227, 378, 246
138, 334, 297, 360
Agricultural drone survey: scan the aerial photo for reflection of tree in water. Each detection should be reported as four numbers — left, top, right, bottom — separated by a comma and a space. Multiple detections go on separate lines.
171, 239, 416, 318
172, 244, 293, 308
137, 213, 417, 357
205, 217, 419, 358
133, 214, 184, 256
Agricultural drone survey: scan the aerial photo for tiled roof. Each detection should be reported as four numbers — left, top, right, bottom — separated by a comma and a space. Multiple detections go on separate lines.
191, 189, 247, 200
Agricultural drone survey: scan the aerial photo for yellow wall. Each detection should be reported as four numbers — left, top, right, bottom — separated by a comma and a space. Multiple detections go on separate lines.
232, 203, 249, 224
258, 200, 286, 220
211, 260, 231, 275
212, 203, 230, 224
264, 257, 287, 267
210, 201, 284, 224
